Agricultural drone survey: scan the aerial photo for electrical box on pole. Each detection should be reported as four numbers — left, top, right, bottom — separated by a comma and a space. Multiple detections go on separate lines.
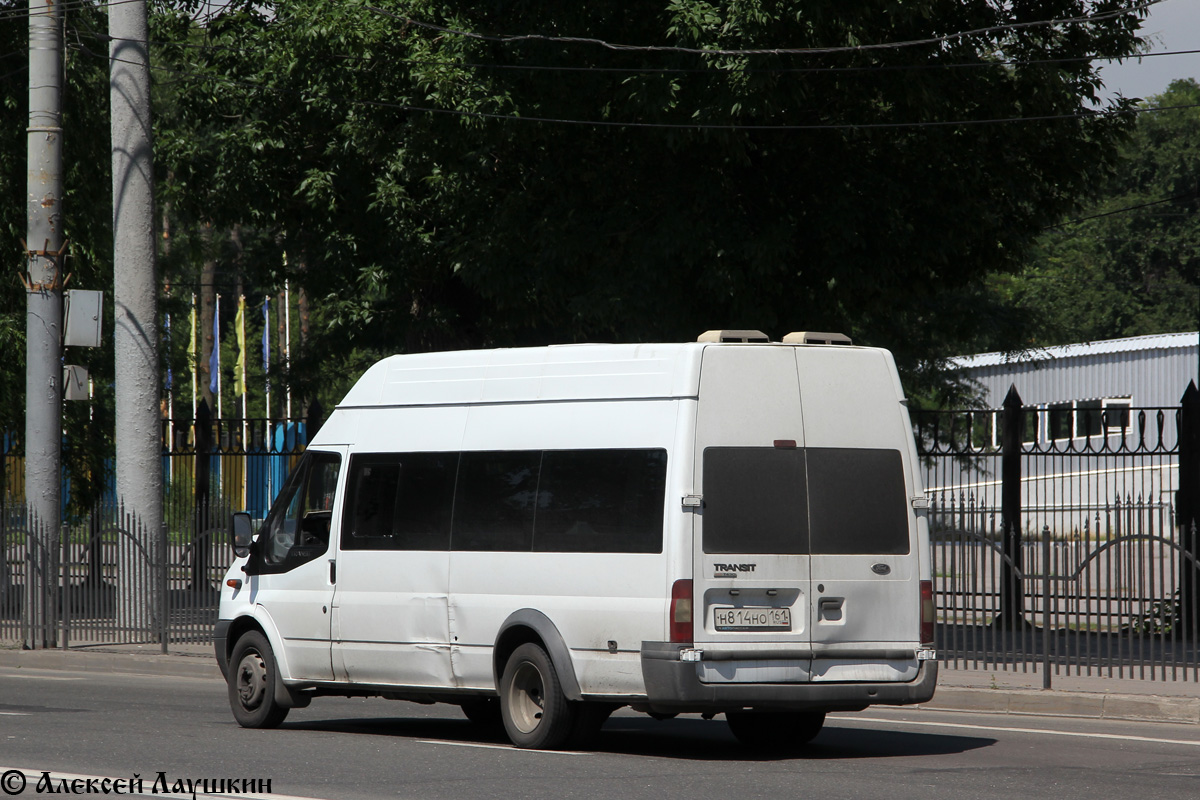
64, 289, 103, 347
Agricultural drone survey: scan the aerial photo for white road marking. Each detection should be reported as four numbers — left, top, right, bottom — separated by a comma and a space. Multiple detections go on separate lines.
417, 740, 592, 755
0, 673, 83, 681
0, 712, 30, 716
0, 768, 332, 800
840, 716, 1200, 747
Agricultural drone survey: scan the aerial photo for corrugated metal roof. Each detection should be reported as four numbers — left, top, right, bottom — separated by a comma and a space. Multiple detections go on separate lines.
951, 331, 1198, 369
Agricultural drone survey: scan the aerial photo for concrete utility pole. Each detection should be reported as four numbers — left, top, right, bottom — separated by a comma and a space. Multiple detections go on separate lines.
110, 1, 163, 634
24, 0, 65, 649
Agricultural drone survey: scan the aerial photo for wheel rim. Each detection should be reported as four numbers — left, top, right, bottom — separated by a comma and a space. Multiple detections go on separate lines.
235, 650, 268, 711
506, 660, 546, 734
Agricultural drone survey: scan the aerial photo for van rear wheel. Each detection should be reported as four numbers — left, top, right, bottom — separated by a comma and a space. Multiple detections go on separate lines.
500, 643, 578, 749
726, 710, 825, 750
228, 630, 289, 729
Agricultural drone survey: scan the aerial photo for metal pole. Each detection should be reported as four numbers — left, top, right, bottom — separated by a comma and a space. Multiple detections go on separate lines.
111, 0, 163, 637
999, 384, 1026, 629
25, 0, 65, 650
1178, 382, 1200, 632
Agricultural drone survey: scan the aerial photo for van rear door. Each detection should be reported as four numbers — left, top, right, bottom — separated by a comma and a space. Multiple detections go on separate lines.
795, 347, 922, 683
692, 345, 812, 682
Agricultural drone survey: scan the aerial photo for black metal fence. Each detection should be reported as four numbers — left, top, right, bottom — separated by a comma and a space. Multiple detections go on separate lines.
1, 401, 316, 650
0, 501, 234, 650
915, 383, 1200, 686
5, 387, 1199, 688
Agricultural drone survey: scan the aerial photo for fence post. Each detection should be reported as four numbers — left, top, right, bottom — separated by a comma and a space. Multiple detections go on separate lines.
1178, 381, 1200, 634
193, 400, 212, 591
998, 384, 1026, 629
159, 521, 169, 654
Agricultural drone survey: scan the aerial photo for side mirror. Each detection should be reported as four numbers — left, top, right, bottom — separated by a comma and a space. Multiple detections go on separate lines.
232, 512, 255, 558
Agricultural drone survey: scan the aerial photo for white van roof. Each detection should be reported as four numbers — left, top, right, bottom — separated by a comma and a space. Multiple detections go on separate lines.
338, 343, 706, 408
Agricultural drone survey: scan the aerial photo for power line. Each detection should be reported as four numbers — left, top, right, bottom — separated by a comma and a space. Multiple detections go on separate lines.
81, 17, 1200, 78
77, 38, 1188, 132
1045, 190, 1200, 230
367, 1, 1162, 58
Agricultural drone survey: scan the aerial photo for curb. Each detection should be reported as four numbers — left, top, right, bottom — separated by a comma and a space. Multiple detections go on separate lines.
921, 686, 1200, 726
0, 648, 223, 681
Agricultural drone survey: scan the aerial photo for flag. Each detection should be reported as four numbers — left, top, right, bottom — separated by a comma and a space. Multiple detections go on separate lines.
164, 311, 173, 393
209, 294, 221, 395
187, 296, 198, 374
262, 296, 271, 394
234, 295, 246, 397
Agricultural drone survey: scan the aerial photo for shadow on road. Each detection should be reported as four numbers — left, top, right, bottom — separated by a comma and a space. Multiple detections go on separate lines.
277, 713, 994, 761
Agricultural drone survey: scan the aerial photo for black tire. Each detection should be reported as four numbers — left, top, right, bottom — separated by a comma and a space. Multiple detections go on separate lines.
460, 697, 503, 727
726, 710, 825, 751
227, 630, 290, 729
499, 643, 578, 749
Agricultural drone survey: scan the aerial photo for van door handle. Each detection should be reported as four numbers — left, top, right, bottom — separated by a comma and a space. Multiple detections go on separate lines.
329, 559, 337, 584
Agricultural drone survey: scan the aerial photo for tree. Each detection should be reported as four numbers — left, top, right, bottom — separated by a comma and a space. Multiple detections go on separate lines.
0, 0, 116, 512
992, 78, 1200, 348
149, 1, 1148, 409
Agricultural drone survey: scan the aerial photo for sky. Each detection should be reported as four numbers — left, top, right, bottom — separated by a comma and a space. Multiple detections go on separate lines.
1098, 0, 1200, 101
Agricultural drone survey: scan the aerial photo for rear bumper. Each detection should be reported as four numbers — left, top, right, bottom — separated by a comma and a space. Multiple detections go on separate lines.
640, 642, 938, 714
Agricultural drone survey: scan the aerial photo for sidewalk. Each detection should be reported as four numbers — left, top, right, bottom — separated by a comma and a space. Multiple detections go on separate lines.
925, 665, 1200, 725
2, 644, 1199, 726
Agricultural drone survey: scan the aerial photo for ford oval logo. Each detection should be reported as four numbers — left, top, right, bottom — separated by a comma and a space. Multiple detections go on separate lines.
871, 563, 891, 575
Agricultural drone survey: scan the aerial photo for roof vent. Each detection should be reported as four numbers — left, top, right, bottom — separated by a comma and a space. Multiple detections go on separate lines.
782, 331, 852, 345
697, 329, 770, 343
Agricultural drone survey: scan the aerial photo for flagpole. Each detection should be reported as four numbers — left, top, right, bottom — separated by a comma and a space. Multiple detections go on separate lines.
284, 278, 292, 420
239, 294, 247, 511
214, 293, 222, 421
189, 292, 197, 418
263, 294, 272, 503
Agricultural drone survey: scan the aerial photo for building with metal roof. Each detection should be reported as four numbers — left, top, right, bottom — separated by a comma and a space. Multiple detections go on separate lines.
952, 331, 1198, 425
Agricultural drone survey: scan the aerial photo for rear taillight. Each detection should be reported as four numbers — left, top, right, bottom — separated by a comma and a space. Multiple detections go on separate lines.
670, 579, 693, 643
920, 580, 935, 646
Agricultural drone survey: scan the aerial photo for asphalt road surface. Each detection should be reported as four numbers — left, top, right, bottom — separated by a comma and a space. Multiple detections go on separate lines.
2, 665, 1199, 800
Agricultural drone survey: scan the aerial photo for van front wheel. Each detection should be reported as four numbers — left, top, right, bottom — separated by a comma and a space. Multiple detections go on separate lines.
726, 710, 825, 750
500, 643, 578, 749
228, 631, 289, 729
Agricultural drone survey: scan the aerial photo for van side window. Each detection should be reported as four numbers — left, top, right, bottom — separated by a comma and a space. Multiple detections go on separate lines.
341, 453, 456, 550
534, 449, 666, 553
702, 447, 809, 554
807, 448, 909, 555
452, 451, 541, 551
258, 451, 341, 570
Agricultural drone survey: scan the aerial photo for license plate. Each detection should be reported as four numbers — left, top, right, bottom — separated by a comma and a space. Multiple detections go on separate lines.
713, 607, 792, 631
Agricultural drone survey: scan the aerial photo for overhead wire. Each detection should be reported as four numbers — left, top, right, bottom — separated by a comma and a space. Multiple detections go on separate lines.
1045, 190, 1200, 230
74, 36, 1183, 132
80, 18, 1200, 77
366, 1, 1162, 57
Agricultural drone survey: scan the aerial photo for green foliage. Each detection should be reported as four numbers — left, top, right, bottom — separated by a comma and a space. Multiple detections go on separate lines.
0, 1, 1161, 467
995, 78, 1200, 348
0, 0, 116, 511
149, 0, 1147, 411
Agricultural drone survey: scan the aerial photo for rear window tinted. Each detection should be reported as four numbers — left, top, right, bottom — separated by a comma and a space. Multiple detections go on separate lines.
807, 448, 909, 555
702, 447, 808, 554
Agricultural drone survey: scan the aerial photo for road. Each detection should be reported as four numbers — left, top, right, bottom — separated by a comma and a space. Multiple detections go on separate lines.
2, 665, 1199, 800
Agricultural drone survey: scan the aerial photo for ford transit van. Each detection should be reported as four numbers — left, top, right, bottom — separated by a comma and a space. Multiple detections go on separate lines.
215, 331, 937, 750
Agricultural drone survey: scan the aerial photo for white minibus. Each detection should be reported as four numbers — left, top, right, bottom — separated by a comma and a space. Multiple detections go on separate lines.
215, 331, 938, 750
